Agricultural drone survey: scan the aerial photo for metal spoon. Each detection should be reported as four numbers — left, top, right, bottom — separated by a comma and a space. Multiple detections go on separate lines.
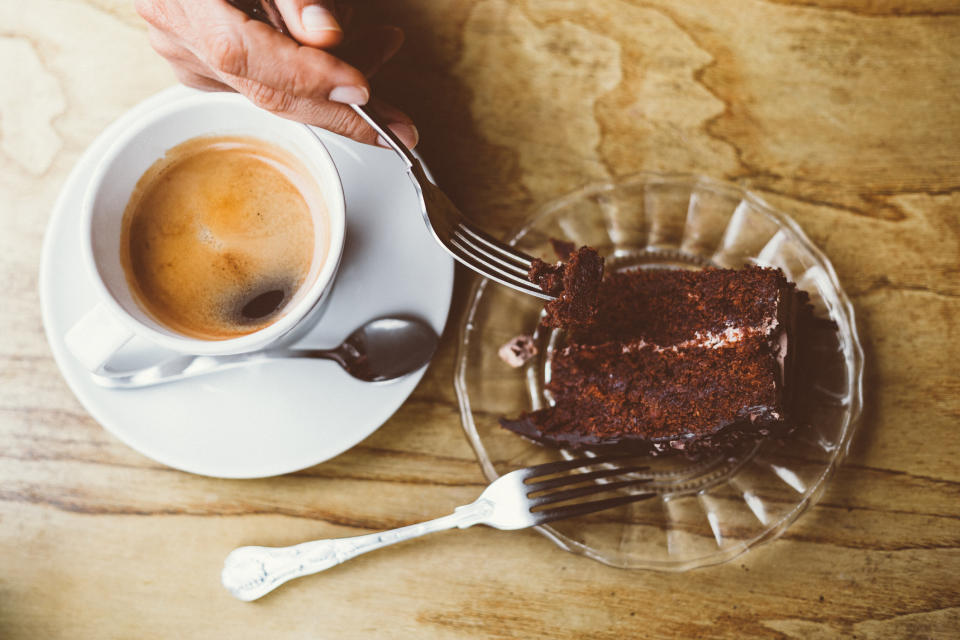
91, 317, 439, 389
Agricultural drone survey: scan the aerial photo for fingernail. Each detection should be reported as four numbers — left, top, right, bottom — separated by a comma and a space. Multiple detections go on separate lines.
388, 123, 419, 149
302, 4, 341, 32
328, 85, 369, 105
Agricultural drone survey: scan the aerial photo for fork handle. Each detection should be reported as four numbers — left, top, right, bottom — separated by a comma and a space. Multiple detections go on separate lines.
350, 104, 418, 169
221, 500, 492, 601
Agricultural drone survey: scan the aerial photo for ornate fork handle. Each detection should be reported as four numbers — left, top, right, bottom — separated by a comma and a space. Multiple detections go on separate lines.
221, 500, 493, 601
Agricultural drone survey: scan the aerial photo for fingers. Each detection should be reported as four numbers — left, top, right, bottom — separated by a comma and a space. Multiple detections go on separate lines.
269, 98, 418, 149
201, 16, 369, 105
173, 67, 235, 92
368, 99, 419, 148
274, 0, 343, 48
383, 123, 419, 149
137, 0, 416, 148
147, 26, 233, 91
147, 26, 201, 72
212, 17, 416, 147
135, 0, 182, 32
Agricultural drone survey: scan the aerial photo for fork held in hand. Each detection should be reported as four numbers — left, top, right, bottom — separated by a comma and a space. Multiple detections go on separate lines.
350, 105, 553, 300
231, 3, 551, 301
222, 455, 654, 601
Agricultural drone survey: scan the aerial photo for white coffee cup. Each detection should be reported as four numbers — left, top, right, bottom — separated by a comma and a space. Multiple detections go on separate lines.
65, 92, 346, 374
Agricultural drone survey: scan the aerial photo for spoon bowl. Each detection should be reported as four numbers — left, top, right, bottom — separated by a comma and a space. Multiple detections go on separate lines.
334, 317, 439, 382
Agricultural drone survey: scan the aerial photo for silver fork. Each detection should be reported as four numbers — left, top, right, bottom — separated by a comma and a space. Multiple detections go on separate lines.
222, 455, 654, 601
228, 4, 550, 299
350, 105, 552, 300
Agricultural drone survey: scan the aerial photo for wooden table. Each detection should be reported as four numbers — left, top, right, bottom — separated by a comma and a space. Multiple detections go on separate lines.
2, 1, 958, 637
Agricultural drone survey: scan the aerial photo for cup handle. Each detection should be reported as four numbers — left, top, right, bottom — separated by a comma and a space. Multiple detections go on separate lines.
64, 303, 135, 374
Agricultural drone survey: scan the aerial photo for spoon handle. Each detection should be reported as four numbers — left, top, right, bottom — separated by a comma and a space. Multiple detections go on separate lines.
89, 349, 331, 389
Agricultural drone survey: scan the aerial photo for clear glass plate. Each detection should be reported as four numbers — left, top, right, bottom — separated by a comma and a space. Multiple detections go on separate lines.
454, 173, 864, 571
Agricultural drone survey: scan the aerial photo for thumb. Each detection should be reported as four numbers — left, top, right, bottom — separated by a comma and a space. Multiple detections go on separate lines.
274, 0, 344, 48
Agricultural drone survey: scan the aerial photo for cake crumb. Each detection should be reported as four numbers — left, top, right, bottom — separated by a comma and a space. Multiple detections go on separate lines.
498, 334, 537, 368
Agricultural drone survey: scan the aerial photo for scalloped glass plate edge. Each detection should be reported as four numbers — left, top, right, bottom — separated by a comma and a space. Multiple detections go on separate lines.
454, 172, 864, 571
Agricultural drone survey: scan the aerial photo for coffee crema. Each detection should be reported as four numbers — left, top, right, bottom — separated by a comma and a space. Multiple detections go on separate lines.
120, 135, 326, 340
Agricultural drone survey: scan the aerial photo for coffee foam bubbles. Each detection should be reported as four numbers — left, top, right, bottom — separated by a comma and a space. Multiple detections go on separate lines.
120, 136, 328, 340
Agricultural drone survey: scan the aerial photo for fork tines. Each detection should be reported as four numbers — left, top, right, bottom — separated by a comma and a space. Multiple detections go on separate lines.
448, 221, 554, 300
522, 455, 656, 523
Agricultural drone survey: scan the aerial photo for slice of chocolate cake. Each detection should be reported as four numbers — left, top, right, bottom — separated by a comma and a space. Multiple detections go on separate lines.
529, 245, 604, 330
501, 265, 809, 457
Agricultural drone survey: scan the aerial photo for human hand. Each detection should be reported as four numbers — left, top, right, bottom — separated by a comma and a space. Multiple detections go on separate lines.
136, 0, 418, 148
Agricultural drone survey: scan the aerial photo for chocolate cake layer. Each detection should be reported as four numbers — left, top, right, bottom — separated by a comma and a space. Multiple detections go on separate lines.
501, 264, 808, 456
576, 267, 793, 345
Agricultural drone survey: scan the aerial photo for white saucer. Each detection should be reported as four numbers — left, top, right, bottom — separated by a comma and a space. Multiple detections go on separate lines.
40, 87, 453, 479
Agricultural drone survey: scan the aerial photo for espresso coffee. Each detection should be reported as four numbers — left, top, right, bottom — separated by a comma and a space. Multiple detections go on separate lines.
120, 136, 327, 340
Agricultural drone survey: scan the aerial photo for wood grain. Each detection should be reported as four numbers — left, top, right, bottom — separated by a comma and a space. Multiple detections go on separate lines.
1, 1, 958, 638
